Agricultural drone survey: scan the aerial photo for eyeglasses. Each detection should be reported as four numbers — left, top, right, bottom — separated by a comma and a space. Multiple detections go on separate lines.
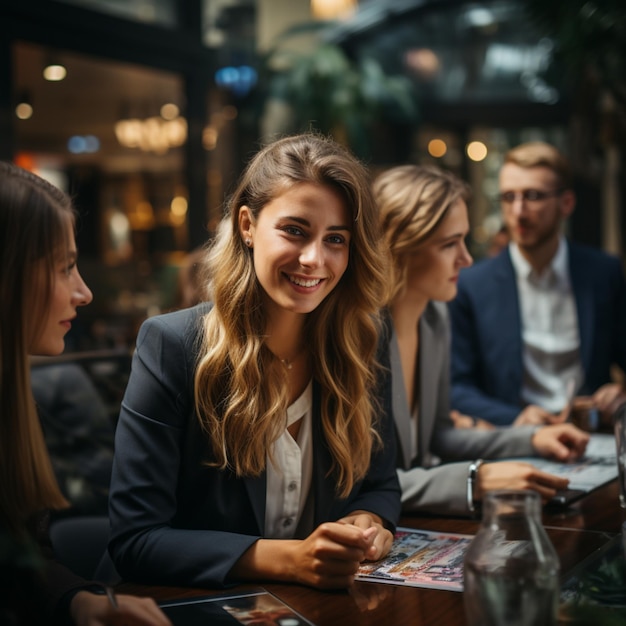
499, 189, 563, 205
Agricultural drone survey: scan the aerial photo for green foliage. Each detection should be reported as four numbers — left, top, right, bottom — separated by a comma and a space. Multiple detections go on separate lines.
253, 21, 418, 158
525, 0, 626, 108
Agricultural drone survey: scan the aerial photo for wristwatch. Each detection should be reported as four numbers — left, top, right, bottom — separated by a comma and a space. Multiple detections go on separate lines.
466, 459, 484, 515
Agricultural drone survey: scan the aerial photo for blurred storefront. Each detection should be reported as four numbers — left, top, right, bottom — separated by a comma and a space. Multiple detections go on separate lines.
1, 0, 249, 348
1, 0, 623, 349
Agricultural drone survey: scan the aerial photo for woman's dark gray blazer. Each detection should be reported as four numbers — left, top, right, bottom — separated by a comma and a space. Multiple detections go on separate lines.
108, 303, 401, 588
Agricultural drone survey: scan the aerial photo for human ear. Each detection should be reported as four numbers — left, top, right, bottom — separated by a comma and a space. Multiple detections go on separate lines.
238, 206, 254, 246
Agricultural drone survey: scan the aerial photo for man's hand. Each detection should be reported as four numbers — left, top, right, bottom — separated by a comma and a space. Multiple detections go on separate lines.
531, 423, 589, 462
593, 383, 626, 424
513, 405, 555, 426
449, 410, 495, 430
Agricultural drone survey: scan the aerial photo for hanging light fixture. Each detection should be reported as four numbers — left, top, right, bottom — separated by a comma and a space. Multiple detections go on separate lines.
311, 0, 357, 20
114, 101, 187, 154
114, 106, 142, 150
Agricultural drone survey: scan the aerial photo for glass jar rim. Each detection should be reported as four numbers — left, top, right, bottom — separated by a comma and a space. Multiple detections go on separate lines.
485, 489, 541, 502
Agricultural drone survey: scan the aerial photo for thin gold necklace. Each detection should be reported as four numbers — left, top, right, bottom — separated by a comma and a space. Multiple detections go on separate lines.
279, 347, 306, 370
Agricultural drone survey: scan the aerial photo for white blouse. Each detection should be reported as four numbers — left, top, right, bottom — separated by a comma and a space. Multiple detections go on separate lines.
264, 380, 313, 539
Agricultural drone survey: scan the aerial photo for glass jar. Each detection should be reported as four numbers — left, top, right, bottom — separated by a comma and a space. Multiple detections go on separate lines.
463, 489, 560, 626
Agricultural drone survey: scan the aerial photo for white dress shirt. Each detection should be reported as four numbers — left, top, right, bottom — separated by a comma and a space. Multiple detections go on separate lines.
265, 380, 313, 539
509, 238, 584, 412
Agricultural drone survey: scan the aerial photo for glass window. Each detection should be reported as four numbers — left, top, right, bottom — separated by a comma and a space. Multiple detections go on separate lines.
335, 0, 565, 106
13, 41, 189, 348
54, 0, 178, 27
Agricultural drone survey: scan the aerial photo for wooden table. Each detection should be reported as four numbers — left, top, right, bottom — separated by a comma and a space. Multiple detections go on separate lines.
543, 479, 626, 534
118, 480, 625, 625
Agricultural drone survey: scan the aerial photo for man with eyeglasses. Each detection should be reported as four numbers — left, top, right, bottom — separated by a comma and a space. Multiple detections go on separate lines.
448, 141, 626, 428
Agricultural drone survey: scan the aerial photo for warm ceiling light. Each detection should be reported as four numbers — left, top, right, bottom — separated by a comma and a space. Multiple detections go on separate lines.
15, 92, 33, 120
170, 196, 188, 219
160, 103, 180, 120
15, 102, 33, 120
466, 141, 488, 162
311, 0, 357, 20
428, 139, 447, 158
115, 113, 187, 154
43, 62, 67, 81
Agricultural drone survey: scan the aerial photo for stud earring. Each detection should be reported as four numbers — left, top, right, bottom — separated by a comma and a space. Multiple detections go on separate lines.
245, 238, 251, 247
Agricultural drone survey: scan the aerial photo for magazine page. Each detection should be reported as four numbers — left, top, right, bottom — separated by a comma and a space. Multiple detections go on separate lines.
356, 527, 474, 591
500, 433, 618, 492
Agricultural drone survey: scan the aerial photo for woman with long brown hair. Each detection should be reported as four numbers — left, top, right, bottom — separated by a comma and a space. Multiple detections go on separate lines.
0, 162, 170, 625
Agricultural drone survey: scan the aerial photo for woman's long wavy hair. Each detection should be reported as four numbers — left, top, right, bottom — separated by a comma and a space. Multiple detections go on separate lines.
0, 163, 73, 535
194, 133, 388, 497
373, 164, 471, 304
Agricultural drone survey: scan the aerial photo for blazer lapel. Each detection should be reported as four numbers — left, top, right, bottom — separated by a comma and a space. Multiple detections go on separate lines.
418, 307, 439, 462
389, 326, 413, 469
568, 242, 593, 372
244, 473, 267, 534
311, 385, 336, 523
494, 251, 524, 395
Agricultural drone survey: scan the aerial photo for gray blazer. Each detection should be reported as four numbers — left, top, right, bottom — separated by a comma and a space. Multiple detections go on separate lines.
390, 302, 536, 515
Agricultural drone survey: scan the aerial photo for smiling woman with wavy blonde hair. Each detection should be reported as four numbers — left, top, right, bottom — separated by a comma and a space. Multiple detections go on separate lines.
196, 134, 388, 491
109, 133, 401, 591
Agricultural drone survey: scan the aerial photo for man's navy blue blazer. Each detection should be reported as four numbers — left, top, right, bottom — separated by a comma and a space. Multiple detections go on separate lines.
448, 241, 626, 426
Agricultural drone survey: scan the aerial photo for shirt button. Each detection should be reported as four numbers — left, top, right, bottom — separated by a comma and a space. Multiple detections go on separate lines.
288, 481, 297, 492
283, 518, 293, 528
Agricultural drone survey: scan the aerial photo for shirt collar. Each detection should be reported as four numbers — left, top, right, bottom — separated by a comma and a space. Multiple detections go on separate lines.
286, 380, 312, 427
509, 236, 569, 286
509, 241, 532, 280
551, 236, 569, 285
